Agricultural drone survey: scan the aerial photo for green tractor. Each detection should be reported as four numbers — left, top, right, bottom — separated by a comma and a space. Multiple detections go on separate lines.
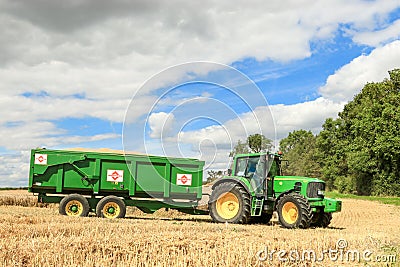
208, 152, 342, 228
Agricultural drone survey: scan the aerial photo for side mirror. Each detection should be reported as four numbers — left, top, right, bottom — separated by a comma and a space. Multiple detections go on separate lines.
282, 160, 289, 167
227, 169, 232, 176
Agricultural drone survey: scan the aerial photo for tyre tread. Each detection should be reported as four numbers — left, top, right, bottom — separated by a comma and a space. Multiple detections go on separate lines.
209, 182, 251, 224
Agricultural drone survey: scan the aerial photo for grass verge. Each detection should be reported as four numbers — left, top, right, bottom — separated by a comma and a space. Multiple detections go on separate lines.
326, 191, 400, 206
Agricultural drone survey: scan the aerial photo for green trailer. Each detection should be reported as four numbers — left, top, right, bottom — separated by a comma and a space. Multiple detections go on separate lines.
28, 148, 206, 218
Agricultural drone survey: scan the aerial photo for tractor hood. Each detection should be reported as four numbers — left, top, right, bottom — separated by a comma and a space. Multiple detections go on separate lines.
274, 176, 323, 183
274, 176, 326, 198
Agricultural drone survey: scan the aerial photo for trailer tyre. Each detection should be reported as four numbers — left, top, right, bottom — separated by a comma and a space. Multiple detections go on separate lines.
276, 193, 312, 229
59, 194, 90, 217
96, 196, 126, 219
209, 182, 251, 224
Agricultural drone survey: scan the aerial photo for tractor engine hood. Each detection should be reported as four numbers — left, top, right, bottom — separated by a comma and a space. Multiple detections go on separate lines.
274, 176, 324, 183
274, 176, 326, 199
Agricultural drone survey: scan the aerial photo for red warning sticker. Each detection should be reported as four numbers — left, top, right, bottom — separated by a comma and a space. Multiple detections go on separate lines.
177, 174, 192, 186
34, 154, 48, 165
107, 170, 124, 182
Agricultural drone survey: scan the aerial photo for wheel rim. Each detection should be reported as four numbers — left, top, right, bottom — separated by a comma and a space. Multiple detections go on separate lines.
216, 192, 240, 220
282, 202, 298, 224
65, 200, 83, 216
102, 202, 120, 219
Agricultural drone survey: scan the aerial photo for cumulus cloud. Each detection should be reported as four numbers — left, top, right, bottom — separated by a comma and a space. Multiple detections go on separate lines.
0, 120, 120, 151
0, 151, 30, 187
353, 19, 400, 47
0, 0, 398, 116
319, 40, 400, 102
270, 98, 345, 137
0, 94, 134, 123
148, 112, 176, 138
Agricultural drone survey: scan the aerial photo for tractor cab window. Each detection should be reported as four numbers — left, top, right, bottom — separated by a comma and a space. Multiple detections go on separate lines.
235, 156, 261, 178
235, 157, 248, 177
235, 155, 267, 194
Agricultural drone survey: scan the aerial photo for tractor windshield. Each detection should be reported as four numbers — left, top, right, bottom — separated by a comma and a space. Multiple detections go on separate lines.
235, 156, 262, 178
235, 155, 274, 193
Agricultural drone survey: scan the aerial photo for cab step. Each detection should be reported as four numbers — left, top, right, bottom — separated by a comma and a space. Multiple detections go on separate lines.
251, 197, 264, 216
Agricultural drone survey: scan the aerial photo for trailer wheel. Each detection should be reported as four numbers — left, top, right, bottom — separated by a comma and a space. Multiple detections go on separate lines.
96, 196, 126, 219
59, 194, 90, 217
209, 183, 251, 224
276, 193, 312, 229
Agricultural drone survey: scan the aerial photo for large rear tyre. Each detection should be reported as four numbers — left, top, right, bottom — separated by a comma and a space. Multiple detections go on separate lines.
209, 183, 251, 224
276, 193, 312, 229
59, 194, 90, 217
311, 212, 333, 228
96, 196, 126, 219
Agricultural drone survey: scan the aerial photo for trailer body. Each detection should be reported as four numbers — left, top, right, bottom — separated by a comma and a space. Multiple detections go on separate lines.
29, 148, 205, 215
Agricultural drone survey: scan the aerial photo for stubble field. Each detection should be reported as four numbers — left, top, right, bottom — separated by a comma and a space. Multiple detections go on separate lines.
0, 190, 398, 267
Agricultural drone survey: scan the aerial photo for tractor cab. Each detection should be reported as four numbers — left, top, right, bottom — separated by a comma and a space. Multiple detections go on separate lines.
231, 152, 280, 196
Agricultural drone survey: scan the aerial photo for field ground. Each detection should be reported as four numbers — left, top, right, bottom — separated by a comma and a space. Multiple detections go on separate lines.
0, 190, 399, 266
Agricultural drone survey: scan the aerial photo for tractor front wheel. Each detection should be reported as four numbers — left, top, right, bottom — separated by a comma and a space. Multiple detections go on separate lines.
276, 193, 312, 229
209, 183, 251, 224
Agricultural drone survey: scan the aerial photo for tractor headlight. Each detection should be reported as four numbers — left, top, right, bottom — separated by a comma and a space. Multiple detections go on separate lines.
317, 189, 325, 196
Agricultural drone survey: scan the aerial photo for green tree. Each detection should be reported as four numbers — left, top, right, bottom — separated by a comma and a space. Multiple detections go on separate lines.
230, 134, 272, 156
230, 140, 250, 156
316, 118, 351, 192
279, 130, 321, 178
317, 69, 400, 196
205, 170, 223, 184
247, 134, 272, 153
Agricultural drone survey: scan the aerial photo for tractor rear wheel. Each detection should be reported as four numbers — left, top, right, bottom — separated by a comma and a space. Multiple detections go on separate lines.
96, 196, 126, 219
311, 212, 333, 228
59, 194, 90, 217
276, 193, 312, 228
209, 183, 251, 224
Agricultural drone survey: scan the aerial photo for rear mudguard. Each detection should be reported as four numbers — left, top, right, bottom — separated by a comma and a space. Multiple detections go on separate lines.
211, 177, 253, 195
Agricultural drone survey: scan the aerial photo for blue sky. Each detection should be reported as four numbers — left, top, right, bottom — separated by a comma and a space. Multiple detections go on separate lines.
0, 1, 400, 186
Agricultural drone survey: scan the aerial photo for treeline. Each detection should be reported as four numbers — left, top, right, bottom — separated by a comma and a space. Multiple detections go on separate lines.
280, 69, 400, 196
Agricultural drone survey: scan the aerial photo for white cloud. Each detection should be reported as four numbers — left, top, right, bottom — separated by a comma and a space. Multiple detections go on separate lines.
148, 112, 176, 138
0, 120, 120, 151
319, 40, 400, 102
0, 151, 30, 187
353, 19, 400, 46
0, 94, 134, 123
0, 0, 398, 121
270, 98, 345, 138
